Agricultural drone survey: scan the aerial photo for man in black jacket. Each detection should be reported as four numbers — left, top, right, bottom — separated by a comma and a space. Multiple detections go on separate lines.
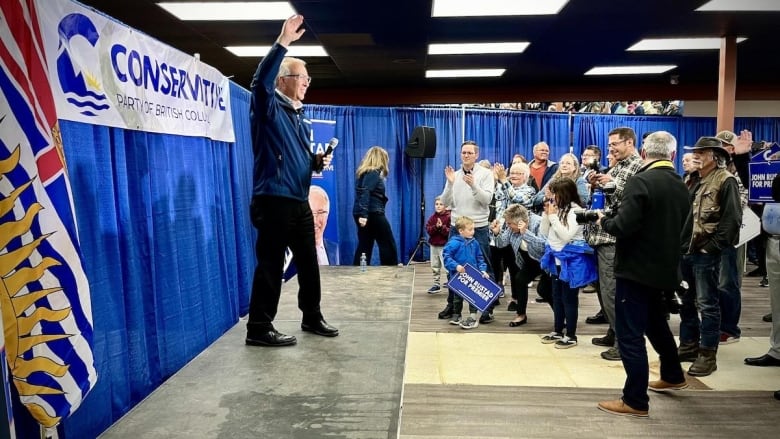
595, 131, 691, 417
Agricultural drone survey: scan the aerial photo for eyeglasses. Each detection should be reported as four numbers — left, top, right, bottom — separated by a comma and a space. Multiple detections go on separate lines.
608, 139, 627, 148
313, 210, 328, 217
283, 74, 312, 84
461, 151, 476, 155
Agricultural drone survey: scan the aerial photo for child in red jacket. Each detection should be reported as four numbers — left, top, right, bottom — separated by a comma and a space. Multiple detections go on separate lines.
426, 196, 451, 293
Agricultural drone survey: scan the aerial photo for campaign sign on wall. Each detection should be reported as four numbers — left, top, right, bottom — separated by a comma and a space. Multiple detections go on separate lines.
36, 0, 234, 142
309, 119, 340, 265
447, 264, 502, 312
748, 143, 780, 202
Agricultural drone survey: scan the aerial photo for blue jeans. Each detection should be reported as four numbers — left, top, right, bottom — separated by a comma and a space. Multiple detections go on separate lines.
718, 245, 742, 337
680, 253, 721, 350
615, 278, 685, 411
551, 270, 579, 339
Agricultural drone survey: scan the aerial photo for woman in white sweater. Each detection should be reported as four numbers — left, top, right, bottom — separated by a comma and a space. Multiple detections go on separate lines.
540, 178, 586, 348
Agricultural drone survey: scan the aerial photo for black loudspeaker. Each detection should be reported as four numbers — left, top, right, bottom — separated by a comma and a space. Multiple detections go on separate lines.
405, 126, 436, 158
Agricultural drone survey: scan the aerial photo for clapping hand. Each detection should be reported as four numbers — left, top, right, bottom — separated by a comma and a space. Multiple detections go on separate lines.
444, 166, 456, 183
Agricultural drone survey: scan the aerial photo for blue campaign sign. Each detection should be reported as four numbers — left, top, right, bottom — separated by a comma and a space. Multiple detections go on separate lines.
447, 264, 503, 312
748, 143, 780, 202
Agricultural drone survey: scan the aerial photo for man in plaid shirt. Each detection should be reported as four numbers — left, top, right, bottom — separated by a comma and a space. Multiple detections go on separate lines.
585, 127, 644, 361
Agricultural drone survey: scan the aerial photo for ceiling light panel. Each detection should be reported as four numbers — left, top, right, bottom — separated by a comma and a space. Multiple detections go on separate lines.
428, 42, 530, 55
426, 69, 506, 78
628, 37, 747, 51
158, 2, 296, 21
696, 0, 780, 11
432, 0, 569, 17
226, 46, 328, 57
585, 65, 677, 75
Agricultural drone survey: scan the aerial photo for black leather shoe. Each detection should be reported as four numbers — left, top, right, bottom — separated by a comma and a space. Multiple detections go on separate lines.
302, 319, 339, 337
764, 313, 773, 322
775, 390, 780, 401
246, 329, 297, 347
744, 354, 780, 367
586, 311, 608, 325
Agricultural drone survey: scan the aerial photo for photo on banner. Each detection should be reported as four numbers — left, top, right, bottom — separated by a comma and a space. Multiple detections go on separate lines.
282, 119, 340, 281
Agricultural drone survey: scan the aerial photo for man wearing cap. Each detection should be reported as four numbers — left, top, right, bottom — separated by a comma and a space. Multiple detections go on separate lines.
678, 136, 742, 376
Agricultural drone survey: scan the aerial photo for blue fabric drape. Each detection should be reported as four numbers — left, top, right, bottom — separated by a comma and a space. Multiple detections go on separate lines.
60, 82, 255, 438
306, 105, 570, 262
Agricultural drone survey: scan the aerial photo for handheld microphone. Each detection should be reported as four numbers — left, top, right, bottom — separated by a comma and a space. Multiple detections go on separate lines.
324, 137, 339, 156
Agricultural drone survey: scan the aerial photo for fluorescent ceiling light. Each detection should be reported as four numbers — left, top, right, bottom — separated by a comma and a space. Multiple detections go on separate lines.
226, 46, 328, 57
158, 2, 295, 21
426, 69, 506, 78
432, 0, 569, 17
585, 65, 677, 75
696, 0, 780, 11
428, 42, 530, 55
628, 37, 748, 51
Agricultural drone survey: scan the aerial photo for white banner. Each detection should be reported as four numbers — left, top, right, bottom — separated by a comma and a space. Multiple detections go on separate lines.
36, 0, 235, 142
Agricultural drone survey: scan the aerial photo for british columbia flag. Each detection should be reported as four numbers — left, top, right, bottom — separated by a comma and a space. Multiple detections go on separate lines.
0, 0, 97, 430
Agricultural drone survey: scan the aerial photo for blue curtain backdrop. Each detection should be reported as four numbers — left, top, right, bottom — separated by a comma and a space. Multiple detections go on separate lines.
56, 81, 255, 438
47, 85, 780, 438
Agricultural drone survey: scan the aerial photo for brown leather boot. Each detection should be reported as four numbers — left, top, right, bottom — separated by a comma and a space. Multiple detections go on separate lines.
677, 342, 698, 362
688, 348, 717, 376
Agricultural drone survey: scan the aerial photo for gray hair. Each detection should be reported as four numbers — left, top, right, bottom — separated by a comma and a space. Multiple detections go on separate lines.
278, 57, 306, 80
503, 204, 529, 224
642, 131, 676, 160
510, 162, 529, 177
309, 185, 330, 210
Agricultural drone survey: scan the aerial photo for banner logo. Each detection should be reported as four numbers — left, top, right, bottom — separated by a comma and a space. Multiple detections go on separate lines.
56, 13, 109, 116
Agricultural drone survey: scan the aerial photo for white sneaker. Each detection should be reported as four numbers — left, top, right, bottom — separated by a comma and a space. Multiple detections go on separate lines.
459, 316, 479, 329
541, 332, 563, 344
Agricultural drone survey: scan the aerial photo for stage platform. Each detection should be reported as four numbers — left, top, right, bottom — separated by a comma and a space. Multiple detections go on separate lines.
100, 264, 779, 438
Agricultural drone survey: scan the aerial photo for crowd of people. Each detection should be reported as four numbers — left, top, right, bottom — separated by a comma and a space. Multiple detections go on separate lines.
245, 15, 779, 422
422, 128, 780, 414
478, 100, 684, 115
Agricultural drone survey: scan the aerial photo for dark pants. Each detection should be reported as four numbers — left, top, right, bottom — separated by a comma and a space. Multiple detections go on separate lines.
615, 277, 685, 411
718, 245, 742, 337
551, 270, 579, 338
490, 245, 513, 287
248, 196, 322, 329
680, 252, 721, 349
353, 212, 399, 265
507, 249, 543, 315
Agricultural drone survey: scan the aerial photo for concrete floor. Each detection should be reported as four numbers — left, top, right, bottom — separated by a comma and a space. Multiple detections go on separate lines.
99, 264, 780, 439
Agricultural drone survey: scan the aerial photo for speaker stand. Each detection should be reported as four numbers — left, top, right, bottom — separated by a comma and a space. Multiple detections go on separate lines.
407, 158, 430, 266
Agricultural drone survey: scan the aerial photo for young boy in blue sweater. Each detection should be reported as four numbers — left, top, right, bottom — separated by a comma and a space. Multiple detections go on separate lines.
443, 216, 490, 329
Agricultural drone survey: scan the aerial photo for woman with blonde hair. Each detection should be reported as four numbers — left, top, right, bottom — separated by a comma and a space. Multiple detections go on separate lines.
533, 152, 590, 209
353, 146, 399, 266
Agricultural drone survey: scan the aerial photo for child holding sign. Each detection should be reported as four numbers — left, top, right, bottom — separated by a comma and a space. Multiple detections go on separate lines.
442, 216, 490, 329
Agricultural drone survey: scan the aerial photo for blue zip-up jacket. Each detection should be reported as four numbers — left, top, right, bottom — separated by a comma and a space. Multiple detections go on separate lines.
442, 234, 488, 276
353, 170, 388, 217
540, 241, 598, 288
250, 43, 317, 201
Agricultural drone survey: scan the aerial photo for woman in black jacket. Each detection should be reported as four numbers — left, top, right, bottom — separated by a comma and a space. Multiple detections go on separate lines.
353, 146, 399, 265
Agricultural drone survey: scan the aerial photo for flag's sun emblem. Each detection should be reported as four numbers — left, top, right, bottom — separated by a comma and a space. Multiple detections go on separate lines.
0, 146, 73, 428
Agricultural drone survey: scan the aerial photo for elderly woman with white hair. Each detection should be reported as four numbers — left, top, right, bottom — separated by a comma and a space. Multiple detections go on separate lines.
490, 203, 549, 326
